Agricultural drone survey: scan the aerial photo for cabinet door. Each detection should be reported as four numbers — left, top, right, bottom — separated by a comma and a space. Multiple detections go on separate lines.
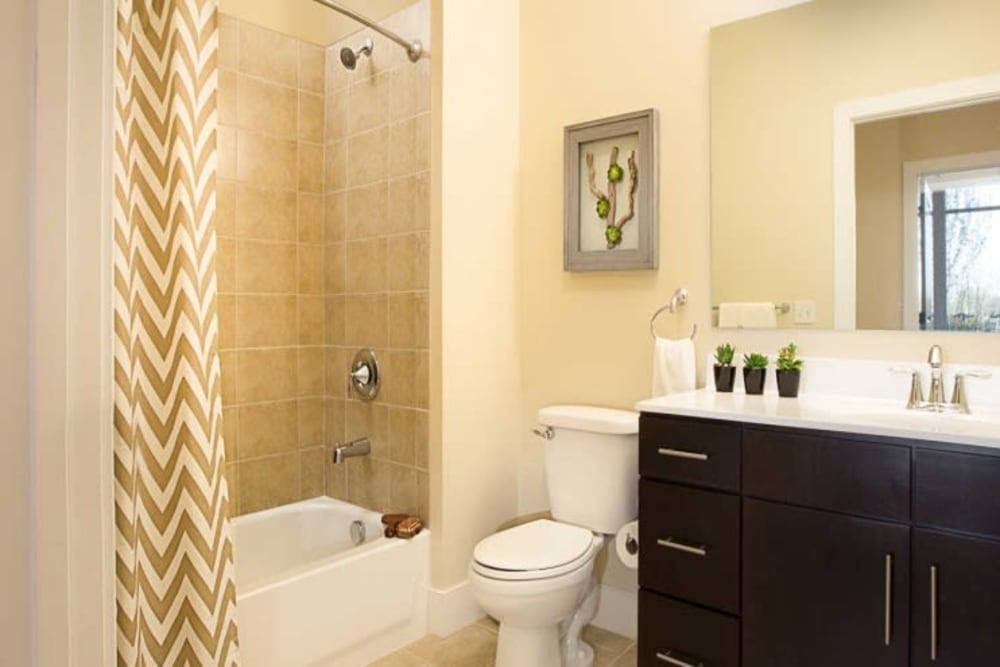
912, 529, 1000, 666
743, 499, 909, 667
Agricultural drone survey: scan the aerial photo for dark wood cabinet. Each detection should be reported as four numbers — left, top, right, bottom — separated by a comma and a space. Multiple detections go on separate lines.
742, 499, 909, 667
638, 413, 1000, 667
911, 529, 1000, 666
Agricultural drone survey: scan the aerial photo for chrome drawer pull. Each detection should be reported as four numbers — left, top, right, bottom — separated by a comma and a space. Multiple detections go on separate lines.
884, 553, 893, 646
656, 650, 704, 667
657, 537, 708, 557
931, 565, 939, 661
657, 447, 709, 461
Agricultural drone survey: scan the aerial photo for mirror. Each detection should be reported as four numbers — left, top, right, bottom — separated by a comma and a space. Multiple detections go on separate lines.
710, 0, 1000, 331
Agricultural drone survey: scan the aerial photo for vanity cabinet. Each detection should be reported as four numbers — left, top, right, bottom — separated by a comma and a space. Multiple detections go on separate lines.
638, 413, 1000, 667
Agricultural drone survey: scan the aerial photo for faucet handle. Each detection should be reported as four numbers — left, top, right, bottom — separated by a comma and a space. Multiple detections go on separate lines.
950, 371, 993, 414
928, 344, 943, 368
889, 367, 925, 409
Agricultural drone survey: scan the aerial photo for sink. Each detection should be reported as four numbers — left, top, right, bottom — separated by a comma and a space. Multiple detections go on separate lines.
842, 404, 1000, 438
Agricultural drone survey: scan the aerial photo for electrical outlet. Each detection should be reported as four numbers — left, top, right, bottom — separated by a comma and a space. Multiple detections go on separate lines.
794, 300, 817, 325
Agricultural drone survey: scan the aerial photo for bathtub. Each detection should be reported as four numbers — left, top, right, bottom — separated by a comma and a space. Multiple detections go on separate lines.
233, 497, 430, 667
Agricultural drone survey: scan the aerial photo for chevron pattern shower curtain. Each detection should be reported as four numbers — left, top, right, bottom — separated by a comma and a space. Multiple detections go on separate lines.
113, 1, 240, 664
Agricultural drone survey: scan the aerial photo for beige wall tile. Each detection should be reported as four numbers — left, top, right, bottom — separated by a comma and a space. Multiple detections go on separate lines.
300, 447, 326, 499
238, 22, 298, 88
383, 350, 428, 408
298, 193, 324, 244
343, 294, 388, 348
236, 295, 297, 348
223, 406, 238, 463
218, 126, 237, 181
239, 453, 299, 514
238, 400, 298, 459
413, 410, 429, 471
299, 43, 325, 94
217, 180, 236, 237
237, 131, 297, 190
345, 238, 388, 293
219, 15, 238, 72
220, 351, 237, 406
325, 90, 348, 143
416, 470, 429, 525
345, 183, 388, 239
299, 92, 324, 144
219, 70, 238, 127
387, 232, 429, 291
298, 142, 324, 194
225, 462, 240, 516
347, 457, 390, 513
236, 348, 298, 403
325, 295, 345, 345
325, 192, 346, 243
216, 238, 236, 293
325, 140, 347, 192
349, 73, 390, 134
236, 240, 297, 293
236, 187, 297, 241
298, 347, 325, 397
388, 292, 429, 349
237, 75, 297, 139
388, 113, 430, 179
345, 400, 388, 458
298, 398, 325, 449
387, 407, 428, 466
325, 349, 348, 399
388, 172, 430, 233
297, 244, 324, 295
326, 397, 346, 442
297, 294, 325, 345
217, 294, 236, 350
347, 127, 388, 187
324, 45, 350, 95
389, 59, 431, 122
388, 465, 419, 517
325, 451, 348, 499
324, 243, 346, 294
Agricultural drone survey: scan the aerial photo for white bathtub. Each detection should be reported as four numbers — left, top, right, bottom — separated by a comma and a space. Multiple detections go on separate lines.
233, 497, 430, 667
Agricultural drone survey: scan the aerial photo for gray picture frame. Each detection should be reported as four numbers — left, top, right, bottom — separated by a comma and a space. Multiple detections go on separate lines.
564, 109, 659, 272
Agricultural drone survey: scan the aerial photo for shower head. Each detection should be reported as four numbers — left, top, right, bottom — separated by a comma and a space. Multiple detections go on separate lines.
340, 37, 373, 70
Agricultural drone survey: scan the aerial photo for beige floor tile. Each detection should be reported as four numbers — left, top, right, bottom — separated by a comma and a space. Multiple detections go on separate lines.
407, 625, 497, 666
368, 649, 429, 667
583, 625, 635, 655
611, 644, 637, 667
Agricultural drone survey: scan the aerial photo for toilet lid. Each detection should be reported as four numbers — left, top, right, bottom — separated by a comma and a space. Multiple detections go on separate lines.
473, 519, 594, 572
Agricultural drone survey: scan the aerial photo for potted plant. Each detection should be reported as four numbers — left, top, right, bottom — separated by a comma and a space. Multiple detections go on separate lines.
776, 342, 804, 398
714, 343, 737, 392
742, 352, 769, 395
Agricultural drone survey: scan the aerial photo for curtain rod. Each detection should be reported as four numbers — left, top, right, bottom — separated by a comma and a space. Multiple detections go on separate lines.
312, 0, 423, 62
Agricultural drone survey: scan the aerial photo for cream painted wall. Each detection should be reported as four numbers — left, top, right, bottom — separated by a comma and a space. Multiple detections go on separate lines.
518, 0, 1000, 595
712, 0, 1000, 327
1, 0, 32, 664
431, 0, 521, 588
219, 0, 418, 45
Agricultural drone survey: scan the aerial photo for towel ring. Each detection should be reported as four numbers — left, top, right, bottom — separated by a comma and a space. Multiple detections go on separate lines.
650, 288, 697, 340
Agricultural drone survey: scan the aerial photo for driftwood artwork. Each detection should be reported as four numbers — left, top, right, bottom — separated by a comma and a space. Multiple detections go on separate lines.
586, 146, 639, 249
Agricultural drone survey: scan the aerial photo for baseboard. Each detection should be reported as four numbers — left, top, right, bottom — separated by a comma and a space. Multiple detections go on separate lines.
591, 584, 637, 640
427, 580, 485, 637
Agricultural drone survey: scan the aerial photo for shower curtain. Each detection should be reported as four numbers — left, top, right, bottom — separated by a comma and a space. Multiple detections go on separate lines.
113, 0, 240, 664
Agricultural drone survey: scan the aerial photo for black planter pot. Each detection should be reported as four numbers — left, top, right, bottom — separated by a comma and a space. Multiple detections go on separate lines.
714, 365, 736, 392
743, 367, 767, 395
776, 369, 801, 398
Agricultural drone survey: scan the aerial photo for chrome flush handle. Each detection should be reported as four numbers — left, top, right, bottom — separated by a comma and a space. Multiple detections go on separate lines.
531, 425, 554, 440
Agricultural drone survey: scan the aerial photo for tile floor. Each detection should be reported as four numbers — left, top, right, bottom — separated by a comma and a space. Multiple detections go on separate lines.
371, 617, 637, 666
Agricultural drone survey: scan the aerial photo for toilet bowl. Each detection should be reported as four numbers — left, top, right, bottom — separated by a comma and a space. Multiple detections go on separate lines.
469, 405, 639, 667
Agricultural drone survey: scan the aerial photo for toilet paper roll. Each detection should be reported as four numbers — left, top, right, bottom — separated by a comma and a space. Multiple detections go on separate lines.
615, 520, 639, 569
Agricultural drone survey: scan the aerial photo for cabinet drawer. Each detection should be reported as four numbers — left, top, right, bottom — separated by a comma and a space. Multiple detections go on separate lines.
640, 414, 741, 491
639, 480, 740, 614
743, 427, 910, 521
639, 591, 739, 667
914, 448, 1000, 539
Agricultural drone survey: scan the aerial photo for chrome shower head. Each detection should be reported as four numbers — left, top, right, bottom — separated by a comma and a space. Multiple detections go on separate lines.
340, 37, 373, 70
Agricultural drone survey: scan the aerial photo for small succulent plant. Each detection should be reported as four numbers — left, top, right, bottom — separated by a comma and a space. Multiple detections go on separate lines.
596, 196, 611, 219
776, 343, 804, 372
604, 225, 623, 248
607, 162, 625, 183
743, 352, 769, 369
715, 343, 736, 366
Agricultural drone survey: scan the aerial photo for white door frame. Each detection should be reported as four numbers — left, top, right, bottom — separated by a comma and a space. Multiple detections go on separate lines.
832, 73, 1000, 330
33, 0, 116, 664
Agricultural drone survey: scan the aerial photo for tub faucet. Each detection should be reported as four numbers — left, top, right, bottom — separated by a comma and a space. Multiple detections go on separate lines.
332, 437, 371, 464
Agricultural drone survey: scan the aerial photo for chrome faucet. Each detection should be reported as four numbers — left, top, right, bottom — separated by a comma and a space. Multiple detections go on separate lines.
891, 345, 992, 414
332, 437, 371, 464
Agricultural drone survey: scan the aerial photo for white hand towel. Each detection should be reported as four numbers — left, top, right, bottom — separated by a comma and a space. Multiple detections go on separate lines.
652, 336, 696, 396
717, 302, 777, 329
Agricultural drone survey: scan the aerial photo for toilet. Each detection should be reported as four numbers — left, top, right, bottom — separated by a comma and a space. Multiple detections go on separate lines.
469, 405, 639, 667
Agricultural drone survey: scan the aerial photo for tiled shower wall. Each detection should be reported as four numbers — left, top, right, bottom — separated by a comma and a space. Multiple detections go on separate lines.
323, 1, 431, 522
216, 2, 430, 519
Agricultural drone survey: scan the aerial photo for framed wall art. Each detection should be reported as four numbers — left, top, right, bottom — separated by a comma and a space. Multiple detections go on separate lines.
563, 108, 659, 271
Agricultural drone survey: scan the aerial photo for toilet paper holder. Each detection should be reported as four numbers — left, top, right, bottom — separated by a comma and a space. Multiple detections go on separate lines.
625, 532, 638, 555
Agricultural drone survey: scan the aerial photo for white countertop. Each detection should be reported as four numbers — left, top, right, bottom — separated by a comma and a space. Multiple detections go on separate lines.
636, 389, 1000, 451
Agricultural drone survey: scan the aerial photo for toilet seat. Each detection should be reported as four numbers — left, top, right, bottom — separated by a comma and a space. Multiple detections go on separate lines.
472, 519, 601, 582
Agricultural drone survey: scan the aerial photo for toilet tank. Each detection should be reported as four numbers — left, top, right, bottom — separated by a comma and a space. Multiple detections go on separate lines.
538, 405, 639, 534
